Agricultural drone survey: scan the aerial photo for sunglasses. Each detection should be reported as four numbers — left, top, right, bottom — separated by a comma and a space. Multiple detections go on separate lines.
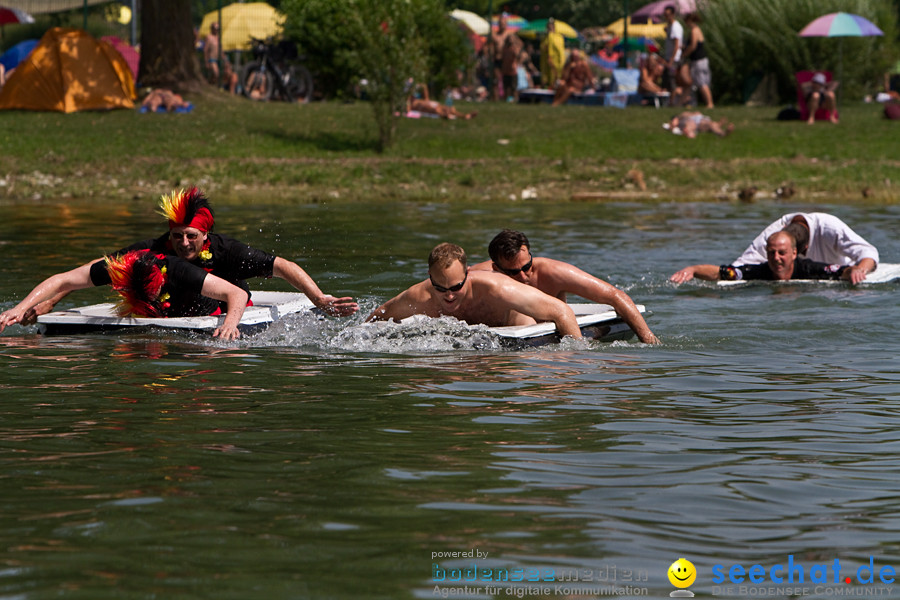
495, 253, 533, 276
430, 270, 468, 293
171, 231, 202, 241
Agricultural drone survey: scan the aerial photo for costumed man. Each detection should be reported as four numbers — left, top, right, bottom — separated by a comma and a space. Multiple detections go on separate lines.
540, 18, 565, 89
0, 250, 249, 340
733, 212, 878, 285
670, 231, 853, 283
9, 187, 358, 326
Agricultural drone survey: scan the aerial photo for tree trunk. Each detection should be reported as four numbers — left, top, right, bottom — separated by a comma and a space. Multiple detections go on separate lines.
139, 0, 204, 92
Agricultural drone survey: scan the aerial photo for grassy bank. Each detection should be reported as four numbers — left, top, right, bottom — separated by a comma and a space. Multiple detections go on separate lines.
1, 89, 897, 206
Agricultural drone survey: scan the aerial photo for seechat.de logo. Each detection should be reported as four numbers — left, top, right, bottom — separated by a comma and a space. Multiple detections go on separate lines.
668, 558, 696, 597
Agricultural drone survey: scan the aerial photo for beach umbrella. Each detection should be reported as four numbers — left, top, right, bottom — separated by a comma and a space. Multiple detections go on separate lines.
492, 14, 528, 32
449, 9, 489, 36
0, 6, 33, 26
604, 17, 666, 40
630, 0, 698, 24
799, 12, 884, 104
799, 12, 884, 37
517, 18, 579, 40
0, 5, 33, 40
613, 36, 659, 53
199, 2, 285, 52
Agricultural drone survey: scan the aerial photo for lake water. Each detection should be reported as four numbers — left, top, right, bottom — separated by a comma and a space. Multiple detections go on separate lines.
2, 199, 899, 600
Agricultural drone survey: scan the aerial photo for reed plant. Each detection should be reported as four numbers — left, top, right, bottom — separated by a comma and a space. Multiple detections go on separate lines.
703, 0, 899, 104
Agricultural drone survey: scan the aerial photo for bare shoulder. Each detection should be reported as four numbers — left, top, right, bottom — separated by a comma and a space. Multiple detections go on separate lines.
469, 259, 493, 272
536, 257, 596, 281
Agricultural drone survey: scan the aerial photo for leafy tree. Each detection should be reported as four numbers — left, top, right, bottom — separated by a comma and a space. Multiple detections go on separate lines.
282, 0, 466, 151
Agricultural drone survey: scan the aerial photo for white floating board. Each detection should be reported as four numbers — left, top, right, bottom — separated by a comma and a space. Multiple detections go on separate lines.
717, 262, 900, 287
487, 303, 643, 346
37, 291, 315, 336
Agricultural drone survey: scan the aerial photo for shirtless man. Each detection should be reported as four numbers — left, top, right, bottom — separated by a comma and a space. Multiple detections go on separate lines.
472, 230, 659, 344
670, 231, 851, 283
367, 243, 581, 338
204, 22, 237, 93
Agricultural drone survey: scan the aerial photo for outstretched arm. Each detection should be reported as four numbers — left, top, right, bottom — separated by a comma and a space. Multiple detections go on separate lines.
366, 287, 424, 323
273, 256, 358, 317
0, 264, 95, 332
669, 264, 721, 283
548, 263, 659, 344
845, 258, 876, 285
200, 274, 250, 341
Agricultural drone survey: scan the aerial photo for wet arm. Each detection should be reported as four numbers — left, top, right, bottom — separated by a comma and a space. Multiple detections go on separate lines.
366, 290, 420, 323
273, 256, 358, 316
552, 265, 658, 343
507, 284, 581, 339
200, 274, 249, 340
0, 264, 95, 332
670, 264, 720, 283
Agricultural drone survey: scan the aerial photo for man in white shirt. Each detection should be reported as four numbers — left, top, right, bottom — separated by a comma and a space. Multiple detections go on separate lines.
733, 212, 879, 284
663, 6, 683, 100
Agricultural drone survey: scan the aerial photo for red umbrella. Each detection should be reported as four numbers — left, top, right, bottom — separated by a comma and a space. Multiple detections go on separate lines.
0, 6, 34, 26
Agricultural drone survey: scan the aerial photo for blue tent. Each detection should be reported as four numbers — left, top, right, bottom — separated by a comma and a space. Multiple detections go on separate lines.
1, 39, 38, 71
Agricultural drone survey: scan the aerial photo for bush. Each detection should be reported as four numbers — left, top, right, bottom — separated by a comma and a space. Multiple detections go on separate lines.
702, 0, 899, 104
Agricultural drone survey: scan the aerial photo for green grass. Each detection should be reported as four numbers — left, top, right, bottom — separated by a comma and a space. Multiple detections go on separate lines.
1, 89, 897, 206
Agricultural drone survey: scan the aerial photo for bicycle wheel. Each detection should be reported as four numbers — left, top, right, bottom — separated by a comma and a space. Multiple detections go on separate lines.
241, 61, 274, 101
285, 64, 314, 103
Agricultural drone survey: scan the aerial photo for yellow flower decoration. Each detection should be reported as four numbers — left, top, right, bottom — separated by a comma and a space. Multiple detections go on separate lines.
160, 266, 167, 274
158, 292, 171, 303
199, 249, 213, 261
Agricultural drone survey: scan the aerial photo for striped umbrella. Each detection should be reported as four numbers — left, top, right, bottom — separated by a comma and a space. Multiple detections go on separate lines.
492, 14, 528, 32
799, 12, 883, 37
799, 12, 884, 105
0, 6, 34, 26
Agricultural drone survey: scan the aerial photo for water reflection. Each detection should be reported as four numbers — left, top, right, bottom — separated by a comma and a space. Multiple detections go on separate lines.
2, 200, 900, 598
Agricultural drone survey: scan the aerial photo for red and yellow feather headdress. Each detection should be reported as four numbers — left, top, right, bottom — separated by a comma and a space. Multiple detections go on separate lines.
105, 250, 167, 317
157, 187, 214, 232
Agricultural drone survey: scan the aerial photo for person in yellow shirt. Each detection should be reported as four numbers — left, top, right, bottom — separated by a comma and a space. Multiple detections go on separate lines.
540, 18, 565, 89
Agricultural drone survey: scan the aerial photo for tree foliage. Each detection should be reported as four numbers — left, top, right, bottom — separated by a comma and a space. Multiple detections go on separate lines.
281, 0, 467, 151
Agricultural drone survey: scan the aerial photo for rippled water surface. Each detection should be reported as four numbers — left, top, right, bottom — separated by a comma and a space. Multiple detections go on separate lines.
2, 199, 899, 599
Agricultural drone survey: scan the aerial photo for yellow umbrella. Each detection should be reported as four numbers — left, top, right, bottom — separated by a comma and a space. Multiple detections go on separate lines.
199, 2, 286, 52
604, 18, 666, 40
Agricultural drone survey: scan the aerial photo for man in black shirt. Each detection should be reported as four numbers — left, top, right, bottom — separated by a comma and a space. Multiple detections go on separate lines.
670, 231, 850, 283
1, 250, 249, 340
13, 188, 358, 323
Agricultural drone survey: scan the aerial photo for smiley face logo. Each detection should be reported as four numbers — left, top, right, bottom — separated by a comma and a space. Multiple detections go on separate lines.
668, 558, 696, 588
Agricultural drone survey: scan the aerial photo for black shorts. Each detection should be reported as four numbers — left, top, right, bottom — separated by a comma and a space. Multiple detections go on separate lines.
502, 74, 516, 96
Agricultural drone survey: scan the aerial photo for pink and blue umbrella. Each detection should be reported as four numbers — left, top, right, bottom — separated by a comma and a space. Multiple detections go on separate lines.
798, 12, 883, 106
799, 12, 883, 38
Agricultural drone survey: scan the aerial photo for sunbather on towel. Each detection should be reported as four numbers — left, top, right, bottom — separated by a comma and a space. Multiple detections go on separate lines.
141, 89, 192, 113
666, 111, 733, 138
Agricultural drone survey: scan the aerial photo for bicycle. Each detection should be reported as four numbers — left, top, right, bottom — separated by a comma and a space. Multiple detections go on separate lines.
240, 37, 314, 103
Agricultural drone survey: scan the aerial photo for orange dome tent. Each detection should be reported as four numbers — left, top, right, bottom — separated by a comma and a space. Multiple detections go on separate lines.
0, 27, 136, 113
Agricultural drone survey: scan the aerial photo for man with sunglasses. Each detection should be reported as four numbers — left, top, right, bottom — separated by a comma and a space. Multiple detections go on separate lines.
367, 243, 582, 339
472, 230, 659, 344
10, 188, 358, 325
